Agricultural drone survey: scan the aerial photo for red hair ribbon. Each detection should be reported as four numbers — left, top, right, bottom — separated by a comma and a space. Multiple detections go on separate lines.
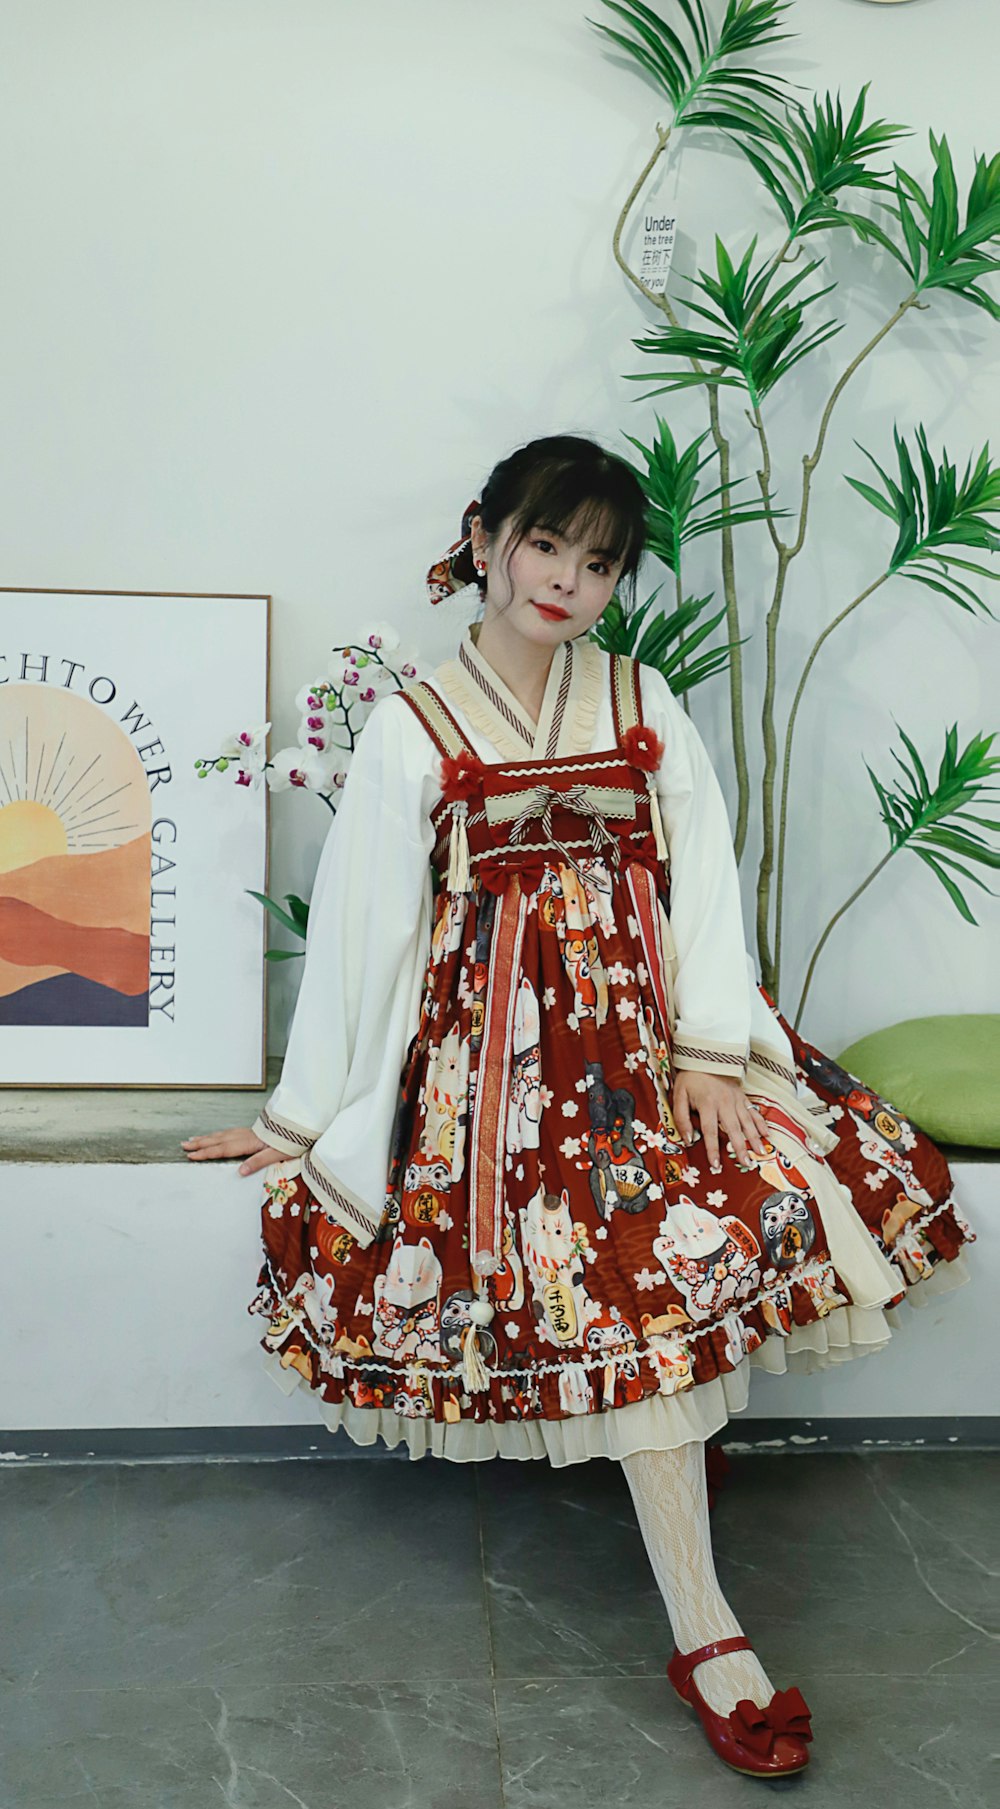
426, 498, 483, 606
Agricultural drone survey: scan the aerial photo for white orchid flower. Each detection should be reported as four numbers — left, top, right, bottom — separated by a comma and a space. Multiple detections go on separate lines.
265, 748, 306, 791
266, 745, 341, 793
294, 682, 329, 715
325, 620, 415, 688
219, 723, 270, 766
220, 725, 271, 788
362, 620, 401, 654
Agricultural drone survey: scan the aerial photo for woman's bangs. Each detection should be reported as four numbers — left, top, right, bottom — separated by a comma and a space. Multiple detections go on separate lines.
520, 475, 638, 567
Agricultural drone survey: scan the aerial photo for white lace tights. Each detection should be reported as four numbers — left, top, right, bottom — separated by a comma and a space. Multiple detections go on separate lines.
619, 1440, 775, 1716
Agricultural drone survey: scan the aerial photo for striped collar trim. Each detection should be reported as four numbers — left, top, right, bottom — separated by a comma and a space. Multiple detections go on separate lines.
458, 621, 571, 755
430, 622, 606, 761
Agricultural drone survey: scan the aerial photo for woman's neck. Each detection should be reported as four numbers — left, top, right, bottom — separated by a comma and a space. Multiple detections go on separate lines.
472, 615, 556, 727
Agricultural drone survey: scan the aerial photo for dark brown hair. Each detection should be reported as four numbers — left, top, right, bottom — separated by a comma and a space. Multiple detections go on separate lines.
458, 433, 648, 612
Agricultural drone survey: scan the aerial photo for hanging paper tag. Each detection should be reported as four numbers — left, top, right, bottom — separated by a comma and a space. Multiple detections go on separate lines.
640, 207, 678, 293
638, 157, 681, 294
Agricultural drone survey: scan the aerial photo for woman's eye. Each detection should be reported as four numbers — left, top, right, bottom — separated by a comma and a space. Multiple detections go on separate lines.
534, 538, 610, 575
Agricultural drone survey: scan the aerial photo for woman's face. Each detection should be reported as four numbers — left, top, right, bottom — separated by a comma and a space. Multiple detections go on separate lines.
471, 513, 625, 647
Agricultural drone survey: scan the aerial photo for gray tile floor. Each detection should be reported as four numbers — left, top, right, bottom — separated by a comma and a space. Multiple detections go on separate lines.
1, 1450, 996, 1807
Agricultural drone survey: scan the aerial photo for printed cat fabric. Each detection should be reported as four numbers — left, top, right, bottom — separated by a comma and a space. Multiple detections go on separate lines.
249, 843, 971, 1452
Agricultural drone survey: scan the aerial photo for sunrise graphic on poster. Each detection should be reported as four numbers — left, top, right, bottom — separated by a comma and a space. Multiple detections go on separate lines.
0, 684, 151, 1026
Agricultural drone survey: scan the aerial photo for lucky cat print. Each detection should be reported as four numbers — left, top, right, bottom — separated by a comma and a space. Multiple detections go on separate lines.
248, 625, 972, 1463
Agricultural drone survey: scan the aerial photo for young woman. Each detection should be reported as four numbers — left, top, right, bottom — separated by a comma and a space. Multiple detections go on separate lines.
184, 434, 972, 1778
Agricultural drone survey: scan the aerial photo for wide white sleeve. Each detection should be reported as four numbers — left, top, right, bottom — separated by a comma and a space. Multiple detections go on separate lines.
252, 697, 435, 1187
746, 951, 797, 1083
640, 666, 751, 1078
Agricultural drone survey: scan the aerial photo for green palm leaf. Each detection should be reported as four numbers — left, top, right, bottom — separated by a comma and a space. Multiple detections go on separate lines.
618, 419, 789, 571
246, 890, 306, 938
866, 723, 1000, 923
725, 84, 909, 244
879, 136, 1000, 314
795, 724, 1000, 1024
846, 425, 1000, 617
588, 0, 794, 124
589, 588, 747, 695
247, 887, 310, 954
626, 232, 842, 407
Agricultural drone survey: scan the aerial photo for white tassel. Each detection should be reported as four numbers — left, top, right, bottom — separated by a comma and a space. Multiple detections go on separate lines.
461, 1328, 489, 1393
460, 1297, 494, 1395
447, 799, 470, 891
646, 773, 669, 862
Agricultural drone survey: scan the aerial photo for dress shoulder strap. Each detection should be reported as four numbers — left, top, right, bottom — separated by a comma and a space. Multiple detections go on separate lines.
395, 679, 478, 761
610, 651, 645, 742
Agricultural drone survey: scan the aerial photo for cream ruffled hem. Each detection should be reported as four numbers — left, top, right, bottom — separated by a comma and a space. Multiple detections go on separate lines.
886, 1245, 972, 1311
259, 1254, 968, 1466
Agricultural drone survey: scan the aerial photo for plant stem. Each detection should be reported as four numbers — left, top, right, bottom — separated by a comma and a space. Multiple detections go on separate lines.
612, 123, 751, 841
612, 123, 674, 305
745, 233, 798, 338
709, 388, 751, 859
750, 401, 786, 556
674, 560, 691, 716
790, 295, 917, 559
773, 570, 890, 989
756, 546, 791, 991
793, 848, 894, 1031
756, 293, 918, 998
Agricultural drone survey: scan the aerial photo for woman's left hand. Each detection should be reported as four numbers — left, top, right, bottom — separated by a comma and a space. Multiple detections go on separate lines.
671, 1072, 769, 1174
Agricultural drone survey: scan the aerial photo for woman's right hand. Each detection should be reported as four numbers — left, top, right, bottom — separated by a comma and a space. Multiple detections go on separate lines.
181, 1128, 288, 1176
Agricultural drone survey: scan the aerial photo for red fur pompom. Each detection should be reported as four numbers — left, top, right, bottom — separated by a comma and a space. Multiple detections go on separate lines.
621, 724, 663, 773
440, 750, 487, 800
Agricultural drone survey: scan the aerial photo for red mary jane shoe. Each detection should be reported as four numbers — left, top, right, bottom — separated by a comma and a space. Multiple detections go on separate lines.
666, 1636, 813, 1778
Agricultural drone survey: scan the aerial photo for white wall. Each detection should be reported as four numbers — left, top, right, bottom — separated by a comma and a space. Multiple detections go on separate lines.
1, 0, 997, 1066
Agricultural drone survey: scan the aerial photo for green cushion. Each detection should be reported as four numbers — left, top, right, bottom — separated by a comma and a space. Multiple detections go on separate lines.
835, 1014, 1000, 1148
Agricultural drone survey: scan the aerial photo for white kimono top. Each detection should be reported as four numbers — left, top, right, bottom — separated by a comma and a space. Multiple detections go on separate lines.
252, 624, 799, 1235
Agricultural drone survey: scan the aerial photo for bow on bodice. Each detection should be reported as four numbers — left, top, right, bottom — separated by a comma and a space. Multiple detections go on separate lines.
435, 741, 670, 893
508, 780, 621, 879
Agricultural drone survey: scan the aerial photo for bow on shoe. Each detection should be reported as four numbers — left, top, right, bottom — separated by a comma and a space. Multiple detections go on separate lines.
729, 1688, 813, 1757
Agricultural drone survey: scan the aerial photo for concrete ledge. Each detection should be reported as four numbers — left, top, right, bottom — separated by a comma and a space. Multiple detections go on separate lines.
2, 1415, 998, 1465
3, 1063, 997, 1167
1, 1060, 281, 1163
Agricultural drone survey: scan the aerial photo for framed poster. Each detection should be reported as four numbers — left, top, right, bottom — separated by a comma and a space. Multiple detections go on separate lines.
0, 589, 269, 1087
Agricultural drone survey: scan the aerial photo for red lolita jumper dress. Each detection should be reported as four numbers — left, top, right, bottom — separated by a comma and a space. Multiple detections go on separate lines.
249, 652, 973, 1464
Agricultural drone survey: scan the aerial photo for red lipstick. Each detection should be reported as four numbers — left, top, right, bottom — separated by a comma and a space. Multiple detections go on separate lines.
532, 602, 570, 622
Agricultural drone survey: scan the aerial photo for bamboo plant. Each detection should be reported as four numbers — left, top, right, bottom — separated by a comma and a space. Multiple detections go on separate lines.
590, 0, 1000, 1026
